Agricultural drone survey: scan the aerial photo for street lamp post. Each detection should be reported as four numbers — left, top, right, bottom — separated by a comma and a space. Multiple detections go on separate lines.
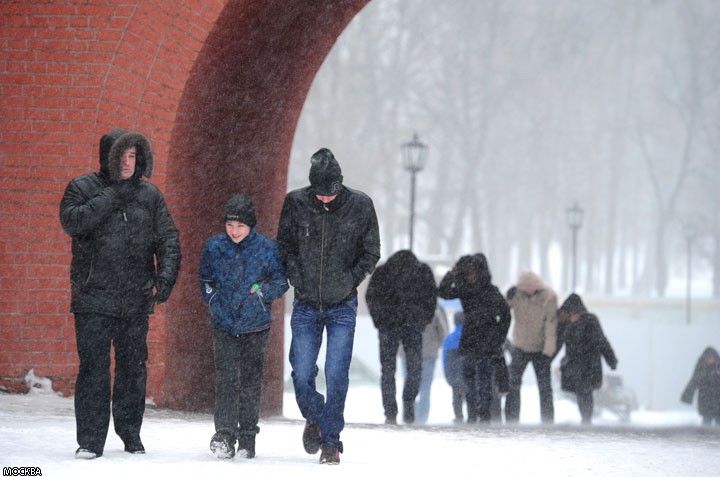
566, 202, 584, 292
401, 133, 428, 251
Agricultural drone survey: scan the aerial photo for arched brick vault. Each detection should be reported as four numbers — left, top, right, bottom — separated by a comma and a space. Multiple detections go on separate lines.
0, 0, 369, 414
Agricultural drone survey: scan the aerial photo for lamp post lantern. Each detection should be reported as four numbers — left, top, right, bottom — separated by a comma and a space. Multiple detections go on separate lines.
401, 133, 428, 251
566, 201, 584, 292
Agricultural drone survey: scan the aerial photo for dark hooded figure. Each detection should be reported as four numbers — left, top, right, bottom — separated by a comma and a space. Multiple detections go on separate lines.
60, 130, 181, 459
438, 254, 510, 423
681, 346, 720, 426
365, 250, 438, 425
556, 293, 618, 425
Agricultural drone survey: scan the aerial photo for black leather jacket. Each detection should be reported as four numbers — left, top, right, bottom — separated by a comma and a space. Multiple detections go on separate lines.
277, 186, 380, 310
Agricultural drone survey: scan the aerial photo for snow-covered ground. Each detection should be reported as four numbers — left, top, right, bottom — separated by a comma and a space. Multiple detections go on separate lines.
2, 379, 718, 477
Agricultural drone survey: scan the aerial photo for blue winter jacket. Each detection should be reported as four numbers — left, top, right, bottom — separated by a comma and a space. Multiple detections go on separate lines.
200, 230, 288, 335
442, 324, 464, 387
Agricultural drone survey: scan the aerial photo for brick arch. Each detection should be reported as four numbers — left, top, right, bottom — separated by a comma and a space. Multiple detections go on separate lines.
163, 0, 369, 412
0, 0, 369, 414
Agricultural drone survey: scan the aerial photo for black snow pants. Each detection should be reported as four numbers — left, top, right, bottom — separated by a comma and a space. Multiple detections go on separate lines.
74, 313, 149, 454
213, 328, 270, 447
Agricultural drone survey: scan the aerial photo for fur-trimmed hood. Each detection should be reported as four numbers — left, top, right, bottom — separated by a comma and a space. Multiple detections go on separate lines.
103, 130, 154, 181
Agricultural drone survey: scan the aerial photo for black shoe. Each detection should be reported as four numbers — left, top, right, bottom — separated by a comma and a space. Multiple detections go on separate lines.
123, 436, 145, 454
210, 430, 236, 459
302, 422, 321, 454
236, 447, 256, 459
319, 443, 340, 465
236, 433, 256, 459
75, 447, 102, 459
385, 416, 397, 425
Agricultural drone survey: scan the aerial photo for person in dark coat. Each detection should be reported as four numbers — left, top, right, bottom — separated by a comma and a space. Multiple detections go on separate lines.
60, 130, 181, 459
200, 193, 288, 459
438, 254, 510, 424
366, 250, 437, 425
556, 293, 618, 425
442, 311, 466, 424
277, 148, 380, 464
681, 346, 720, 426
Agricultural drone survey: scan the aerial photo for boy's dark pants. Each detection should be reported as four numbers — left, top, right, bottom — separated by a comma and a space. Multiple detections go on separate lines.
213, 328, 270, 448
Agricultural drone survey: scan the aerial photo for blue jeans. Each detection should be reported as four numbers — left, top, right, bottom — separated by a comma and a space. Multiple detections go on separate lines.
289, 297, 357, 451
415, 357, 437, 424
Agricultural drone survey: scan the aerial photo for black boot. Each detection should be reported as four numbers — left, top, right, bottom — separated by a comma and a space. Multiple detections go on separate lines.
210, 429, 236, 459
236, 427, 258, 459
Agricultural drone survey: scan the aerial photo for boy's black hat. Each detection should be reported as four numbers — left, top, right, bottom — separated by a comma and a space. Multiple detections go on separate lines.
224, 193, 257, 228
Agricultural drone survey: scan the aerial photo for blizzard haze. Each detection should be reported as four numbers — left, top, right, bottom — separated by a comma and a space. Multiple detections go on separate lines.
289, 0, 720, 298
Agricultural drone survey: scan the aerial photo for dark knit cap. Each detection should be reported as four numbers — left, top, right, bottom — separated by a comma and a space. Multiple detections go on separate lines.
309, 148, 343, 196
558, 293, 587, 314
224, 193, 257, 228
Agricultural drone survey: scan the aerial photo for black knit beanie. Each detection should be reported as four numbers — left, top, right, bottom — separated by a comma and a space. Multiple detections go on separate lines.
224, 193, 257, 228
309, 148, 343, 196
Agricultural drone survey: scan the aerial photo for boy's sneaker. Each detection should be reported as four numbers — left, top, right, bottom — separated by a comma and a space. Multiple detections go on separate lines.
210, 430, 236, 459
302, 422, 321, 454
236, 433, 256, 459
75, 448, 102, 459
236, 447, 255, 459
319, 443, 340, 465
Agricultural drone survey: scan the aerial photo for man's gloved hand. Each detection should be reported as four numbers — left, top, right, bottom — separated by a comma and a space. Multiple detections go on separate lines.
155, 278, 172, 304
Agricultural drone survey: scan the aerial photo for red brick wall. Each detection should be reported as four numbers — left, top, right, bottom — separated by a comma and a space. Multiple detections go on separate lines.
0, 0, 368, 413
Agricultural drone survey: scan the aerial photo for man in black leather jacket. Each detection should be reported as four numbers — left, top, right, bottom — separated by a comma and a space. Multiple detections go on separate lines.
60, 130, 181, 459
278, 148, 380, 464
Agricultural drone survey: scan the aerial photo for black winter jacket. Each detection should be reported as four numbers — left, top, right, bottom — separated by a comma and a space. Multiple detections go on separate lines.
365, 250, 437, 330
277, 185, 380, 310
681, 347, 720, 418
59, 130, 181, 316
438, 267, 510, 359
557, 313, 618, 393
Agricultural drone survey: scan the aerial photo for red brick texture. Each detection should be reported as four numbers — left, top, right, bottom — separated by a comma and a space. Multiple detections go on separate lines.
0, 0, 369, 414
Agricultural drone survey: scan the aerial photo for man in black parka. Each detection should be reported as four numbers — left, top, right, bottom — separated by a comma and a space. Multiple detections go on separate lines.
59, 129, 181, 459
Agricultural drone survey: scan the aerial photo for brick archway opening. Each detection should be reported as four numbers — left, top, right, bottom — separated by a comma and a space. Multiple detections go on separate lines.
161, 1, 369, 413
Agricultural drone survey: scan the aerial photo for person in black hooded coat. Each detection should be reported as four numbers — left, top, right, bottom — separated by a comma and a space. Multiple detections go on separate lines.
556, 293, 618, 425
59, 130, 181, 458
365, 250, 437, 424
681, 346, 720, 426
438, 254, 510, 423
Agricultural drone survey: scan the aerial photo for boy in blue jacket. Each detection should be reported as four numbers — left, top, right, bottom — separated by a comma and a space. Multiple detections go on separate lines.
200, 193, 288, 459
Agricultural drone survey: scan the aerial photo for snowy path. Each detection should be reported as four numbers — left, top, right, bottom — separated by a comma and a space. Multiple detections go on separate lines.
1, 386, 719, 477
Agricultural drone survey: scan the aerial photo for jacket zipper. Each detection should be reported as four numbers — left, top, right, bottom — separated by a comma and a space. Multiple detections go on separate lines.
318, 208, 327, 311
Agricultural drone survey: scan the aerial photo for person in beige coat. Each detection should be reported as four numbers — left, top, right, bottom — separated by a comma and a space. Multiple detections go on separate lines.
504, 271, 558, 424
